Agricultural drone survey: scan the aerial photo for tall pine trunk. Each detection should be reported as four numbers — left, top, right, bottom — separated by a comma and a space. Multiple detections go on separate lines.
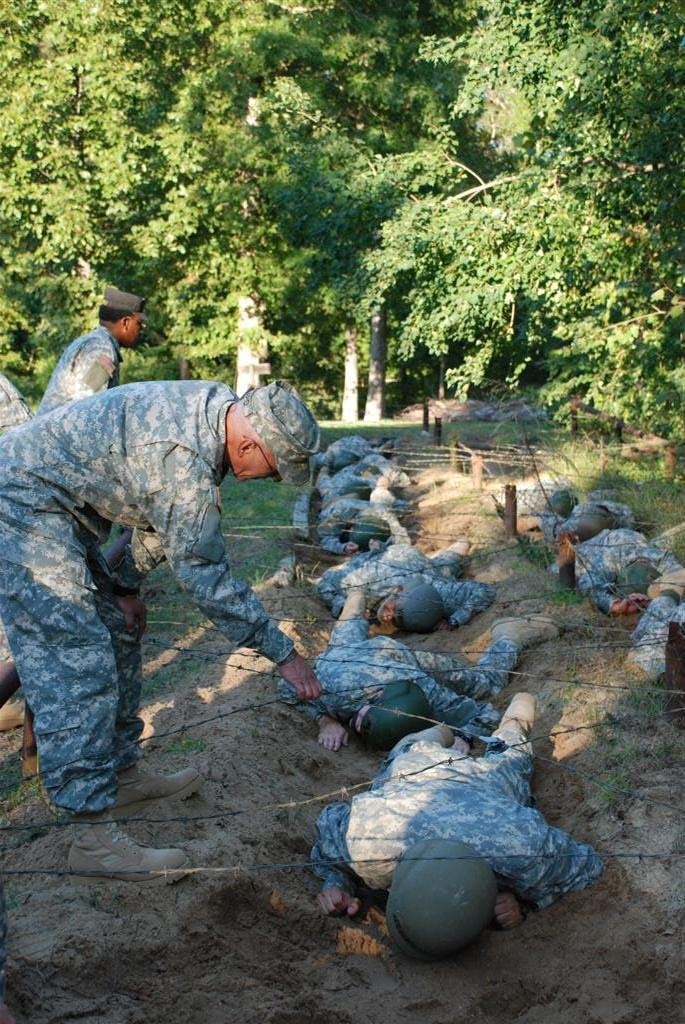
341, 326, 359, 422
363, 309, 386, 422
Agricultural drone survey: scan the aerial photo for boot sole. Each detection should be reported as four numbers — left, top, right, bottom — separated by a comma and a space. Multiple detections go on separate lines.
68, 858, 192, 886
112, 775, 202, 818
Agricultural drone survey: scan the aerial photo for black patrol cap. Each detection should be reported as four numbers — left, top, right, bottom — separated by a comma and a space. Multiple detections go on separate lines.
100, 286, 147, 321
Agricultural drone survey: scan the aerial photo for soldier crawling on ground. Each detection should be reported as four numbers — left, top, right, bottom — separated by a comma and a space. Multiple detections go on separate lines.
311, 691, 604, 959
315, 495, 412, 555
279, 588, 558, 751
315, 540, 494, 632
568, 527, 684, 616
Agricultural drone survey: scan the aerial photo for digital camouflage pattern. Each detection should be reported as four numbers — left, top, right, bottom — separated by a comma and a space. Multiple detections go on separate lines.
0, 373, 33, 666
316, 453, 403, 500
315, 542, 494, 624
0, 880, 5, 1001
38, 326, 122, 415
316, 496, 411, 554
540, 499, 634, 544
0, 381, 296, 813
570, 528, 682, 614
0, 372, 32, 434
313, 434, 382, 473
279, 612, 520, 732
628, 594, 685, 677
241, 379, 320, 485
311, 719, 604, 908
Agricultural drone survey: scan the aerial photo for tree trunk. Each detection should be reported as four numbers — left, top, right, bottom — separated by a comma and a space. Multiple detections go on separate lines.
235, 295, 271, 396
341, 326, 359, 422
363, 308, 387, 422
438, 353, 446, 399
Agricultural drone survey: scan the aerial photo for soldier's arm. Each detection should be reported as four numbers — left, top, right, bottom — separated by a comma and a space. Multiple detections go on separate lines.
433, 579, 496, 627
140, 448, 294, 665
328, 590, 369, 646
311, 804, 357, 896
71, 335, 119, 400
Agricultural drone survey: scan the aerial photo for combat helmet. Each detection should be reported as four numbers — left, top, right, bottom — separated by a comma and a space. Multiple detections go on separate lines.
358, 681, 431, 750
386, 838, 497, 960
572, 504, 618, 541
394, 583, 445, 633
616, 557, 661, 596
548, 488, 578, 518
348, 514, 391, 550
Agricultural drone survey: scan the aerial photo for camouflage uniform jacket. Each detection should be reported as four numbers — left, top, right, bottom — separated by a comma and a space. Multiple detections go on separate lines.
0, 881, 6, 1001
278, 615, 498, 735
38, 326, 122, 415
316, 453, 394, 500
628, 594, 685, 677
315, 542, 494, 624
0, 372, 32, 434
311, 731, 603, 909
572, 528, 682, 614
0, 381, 293, 663
313, 435, 378, 473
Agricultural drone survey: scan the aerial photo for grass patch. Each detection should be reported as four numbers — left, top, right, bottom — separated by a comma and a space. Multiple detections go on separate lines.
162, 737, 207, 756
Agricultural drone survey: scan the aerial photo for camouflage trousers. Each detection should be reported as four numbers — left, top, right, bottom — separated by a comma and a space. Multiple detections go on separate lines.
0, 560, 143, 814
413, 637, 521, 702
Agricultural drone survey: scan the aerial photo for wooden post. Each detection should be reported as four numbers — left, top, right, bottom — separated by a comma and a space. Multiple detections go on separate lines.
21, 704, 38, 779
449, 435, 458, 472
557, 531, 576, 590
504, 484, 517, 537
178, 357, 190, 380
422, 398, 429, 432
664, 446, 676, 481
613, 417, 623, 444
433, 417, 443, 446
570, 397, 579, 437
472, 454, 483, 492
664, 621, 685, 728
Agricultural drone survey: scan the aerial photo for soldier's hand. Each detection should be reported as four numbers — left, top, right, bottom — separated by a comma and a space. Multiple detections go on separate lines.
317, 886, 360, 917
317, 719, 349, 752
610, 593, 650, 615
114, 594, 148, 640
343, 542, 359, 555
277, 652, 322, 700
494, 891, 524, 929
0, 1002, 16, 1024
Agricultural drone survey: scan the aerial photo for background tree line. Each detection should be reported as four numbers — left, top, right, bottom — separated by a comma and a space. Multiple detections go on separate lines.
0, 0, 682, 429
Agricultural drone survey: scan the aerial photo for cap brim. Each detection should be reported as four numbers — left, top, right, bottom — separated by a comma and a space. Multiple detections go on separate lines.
278, 459, 311, 486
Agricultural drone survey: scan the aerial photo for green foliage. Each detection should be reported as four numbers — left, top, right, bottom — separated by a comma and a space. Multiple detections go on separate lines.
0, 1, 682, 427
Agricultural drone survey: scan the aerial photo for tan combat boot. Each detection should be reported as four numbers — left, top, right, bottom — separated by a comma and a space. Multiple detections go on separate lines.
69, 820, 190, 883
499, 692, 536, 733
0, 697, 24, 732
114, 763, 202, 814
490, 615, 559, 648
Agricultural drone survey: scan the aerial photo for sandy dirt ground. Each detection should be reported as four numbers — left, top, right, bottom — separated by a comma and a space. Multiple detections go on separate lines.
1, 457, 682, 1024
